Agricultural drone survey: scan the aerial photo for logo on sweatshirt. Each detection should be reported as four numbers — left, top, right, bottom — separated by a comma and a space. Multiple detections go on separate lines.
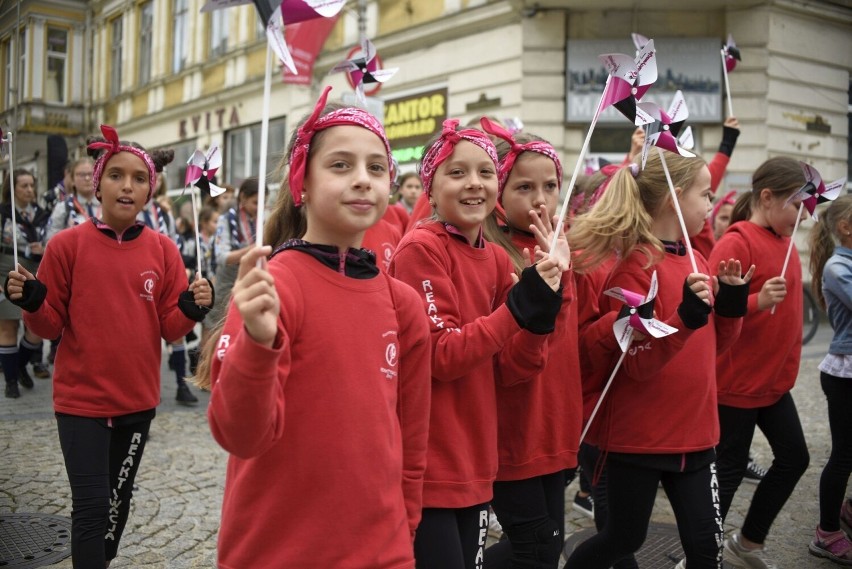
380, 330, 398, 380
139, 269, 159, 302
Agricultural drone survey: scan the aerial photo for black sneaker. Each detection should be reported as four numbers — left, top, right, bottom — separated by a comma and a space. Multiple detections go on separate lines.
5, 382, 20, 398
18, 366, 34, 389
176, 383, 198, 406
744, 458, 767, 484
572, 491, 594, 519
32, 362, 50, 379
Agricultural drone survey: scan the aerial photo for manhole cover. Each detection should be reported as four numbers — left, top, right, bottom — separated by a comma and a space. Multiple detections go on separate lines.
0, 513, 72, 568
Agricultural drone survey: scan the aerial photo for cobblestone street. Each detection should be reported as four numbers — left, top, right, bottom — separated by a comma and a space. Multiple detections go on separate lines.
0, 325, 842, 567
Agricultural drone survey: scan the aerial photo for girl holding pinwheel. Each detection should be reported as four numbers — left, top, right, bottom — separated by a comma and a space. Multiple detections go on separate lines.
196, 87, 432, 569
388, 118, 567, 569
565, 151, 753, 569
4, 125, 212, 567
476, 118, 580, 569
710, 157, 813, 567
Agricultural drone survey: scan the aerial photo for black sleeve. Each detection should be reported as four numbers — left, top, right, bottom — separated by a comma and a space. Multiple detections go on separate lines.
677, 279, 712, 330
714, 280, 749, 318
718, 125, 740, 157
177, 279, 215, 322
4, 276, 47, 313
506, 265, 563, 335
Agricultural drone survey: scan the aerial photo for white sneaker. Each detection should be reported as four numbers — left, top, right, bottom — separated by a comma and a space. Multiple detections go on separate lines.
487, 509, 503, 539
723, 531, 778, 569
673, 559, 686, 569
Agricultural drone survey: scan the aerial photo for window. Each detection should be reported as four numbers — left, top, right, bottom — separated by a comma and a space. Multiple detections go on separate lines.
226, 118, 287, 186
138, 1, 153, 85
209, 9, 227, 58
159, 141, 197, 195
110, 17, 122, 97
45, 27, 68, 104
3, 38, 11, 108
173, 0, 188, 73
17, 28, 25, 101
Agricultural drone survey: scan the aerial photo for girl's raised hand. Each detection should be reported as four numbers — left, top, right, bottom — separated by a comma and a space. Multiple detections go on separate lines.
528, 205, 571, 272
758, 276, 787, 311
534, 256, 562, 293
6, 264, 35, 301
713, 259, 755, 293
232, 245, 279, 347
189, 272, 213, 307
687, 272, 712, 306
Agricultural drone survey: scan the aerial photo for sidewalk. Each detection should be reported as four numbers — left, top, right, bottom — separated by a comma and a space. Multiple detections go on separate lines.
0, 325, 841, 567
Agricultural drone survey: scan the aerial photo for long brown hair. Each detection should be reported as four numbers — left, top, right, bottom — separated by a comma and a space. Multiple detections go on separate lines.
568, 151, 706, 273
809, 194, 852, 311
730, 156, 805, 225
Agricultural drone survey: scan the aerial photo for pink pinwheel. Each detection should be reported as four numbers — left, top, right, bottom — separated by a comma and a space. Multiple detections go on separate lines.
631, 32, 650, 51
722, 34, 742, 73
598, 39, 658, 126
603, 271, 678, 353
330, 38, 398, 106
785, 162, 846, 220
637, 94, 695, 170
185, 145, 225, 197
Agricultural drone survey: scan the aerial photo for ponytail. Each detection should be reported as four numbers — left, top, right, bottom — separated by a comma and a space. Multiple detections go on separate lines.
809, 194, 852, 311
731, 156, 805, 226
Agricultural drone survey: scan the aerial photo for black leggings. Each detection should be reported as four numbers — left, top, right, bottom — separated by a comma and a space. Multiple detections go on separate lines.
564, 454, 723, 569
819, 372, 852, 532
415, 504, 489, 569
485, 470, 566, 569
578, 443, 638, 569
716, 392, 809, 543
57, 414, 151, 568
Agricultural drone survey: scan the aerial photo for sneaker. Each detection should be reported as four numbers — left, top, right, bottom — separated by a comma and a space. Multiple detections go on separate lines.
176, 383, 198, 406
674, 560, 686, 569
842, 500, 852, 537
18, 366, 34, 389
809, 526, 852, 565
572, 491, 594, 519
32, 362, 50, 379
743, 458, 767, 484
723, 531, 777, 569
487, 509, 503, 539
4, 382, 19, 398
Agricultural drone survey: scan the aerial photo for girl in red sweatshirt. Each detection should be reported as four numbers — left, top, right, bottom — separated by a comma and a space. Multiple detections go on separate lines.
388, 119, 566, 569
564, 151, 753, 569
196, 87, 432, 569
5, 125, 213, 568
477, 118, 580, 569
709, 156, 811, 568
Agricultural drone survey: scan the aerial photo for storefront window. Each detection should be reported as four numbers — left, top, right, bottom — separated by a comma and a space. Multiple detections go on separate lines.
226, 118, 287, 186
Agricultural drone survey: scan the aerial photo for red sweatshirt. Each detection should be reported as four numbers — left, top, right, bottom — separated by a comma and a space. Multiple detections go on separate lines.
495, 231, 582, 480
385, 202, 410, 234
362, 217, 403, 273
579, 249, 742, 453
710, 221, 802, 408
389, 222, 549, 507
209, 250, 431, 569
24, 221, 195, 417
406, 193, 432, 233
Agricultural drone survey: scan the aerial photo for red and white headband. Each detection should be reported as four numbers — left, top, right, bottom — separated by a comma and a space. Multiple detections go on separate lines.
288, 86, 394, 207
419, 119, 499, 196
88, 125, 157, 202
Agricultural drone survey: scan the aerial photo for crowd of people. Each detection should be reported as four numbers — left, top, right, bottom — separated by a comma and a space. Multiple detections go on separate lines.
4, 85, 852, 569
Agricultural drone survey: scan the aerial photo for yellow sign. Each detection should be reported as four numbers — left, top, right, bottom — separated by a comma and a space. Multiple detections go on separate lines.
383, 88, 447, 153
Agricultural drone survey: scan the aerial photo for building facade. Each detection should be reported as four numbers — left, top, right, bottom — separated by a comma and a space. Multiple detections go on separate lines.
1, 0, 850, 208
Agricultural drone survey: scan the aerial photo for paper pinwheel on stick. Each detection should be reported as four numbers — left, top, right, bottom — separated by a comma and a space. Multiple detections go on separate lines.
330, 38, 398, 107
720, 34, 741, 118
201, 0, 344, 249
774, 163, 847, 313
631, 32, 650, 52
579, 271, 678, 443
0, 127, 18, 268
184, 145, 226, 277
549, 40, 659, 254
637, 93, 700, 273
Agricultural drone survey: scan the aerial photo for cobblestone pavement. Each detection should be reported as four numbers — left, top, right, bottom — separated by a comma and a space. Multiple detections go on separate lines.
0, 325, 841, 567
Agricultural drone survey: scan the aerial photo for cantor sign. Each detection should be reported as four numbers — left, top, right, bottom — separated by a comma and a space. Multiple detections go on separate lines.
383, 88, 447, 163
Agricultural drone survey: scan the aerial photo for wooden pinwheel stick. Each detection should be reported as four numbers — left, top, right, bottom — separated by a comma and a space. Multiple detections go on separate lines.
579, 330, 632, 445
550, 75, 612, 253
191, 186, 203, 278
771, 201, 805, 315
255, 43, 274, 255
720, 48, 734, 118
5, 132, 18, 269
657, 148, 698, 274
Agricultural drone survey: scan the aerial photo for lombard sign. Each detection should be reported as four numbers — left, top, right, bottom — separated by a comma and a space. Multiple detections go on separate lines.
566, 38, 722, 124
383, 87, 447, 163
